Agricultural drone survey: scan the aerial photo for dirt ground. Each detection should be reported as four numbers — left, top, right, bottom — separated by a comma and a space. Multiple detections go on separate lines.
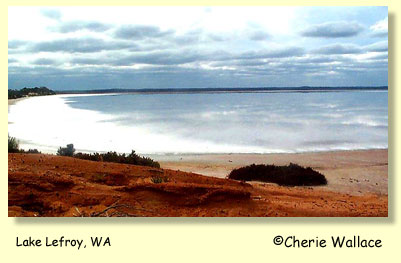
8, 153, 388, 217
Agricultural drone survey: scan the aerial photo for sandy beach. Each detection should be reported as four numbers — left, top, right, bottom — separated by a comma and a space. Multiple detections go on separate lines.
8, 98, 26, 118
8, 97, 26, 106
158, 149, 388, 196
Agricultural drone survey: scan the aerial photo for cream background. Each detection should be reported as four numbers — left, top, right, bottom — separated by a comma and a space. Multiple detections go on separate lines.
2, 1, 398, 262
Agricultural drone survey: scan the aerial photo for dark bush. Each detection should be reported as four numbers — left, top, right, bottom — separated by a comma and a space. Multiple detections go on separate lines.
8, 135, 19, 153
73, 152, 103, 162
57, 144, 75, 157
228, 163, 327, 186
151, 176, 169, 184
26, 149, 41, 154
73, 150, 160, 168
20, 149, 41, 154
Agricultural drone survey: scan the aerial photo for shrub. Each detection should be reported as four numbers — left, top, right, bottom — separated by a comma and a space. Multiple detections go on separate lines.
228, 163, 327, 186
151, 176, 169, 184
57, 144, 75, 157
8, 135, 41, 154
73, 152, 103, 162
126, 150, 160, 168
73, 150, 160, 168
19, 149, 41, 154
8, 135, 19, 153
25, 149, 41, 154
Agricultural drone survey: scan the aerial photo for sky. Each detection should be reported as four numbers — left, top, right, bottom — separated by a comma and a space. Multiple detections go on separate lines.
8, 6, 388, 90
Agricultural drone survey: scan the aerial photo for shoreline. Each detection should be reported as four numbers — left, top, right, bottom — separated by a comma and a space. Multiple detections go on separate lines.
149, 147, 388, 158
8, 97, 27, 106
8, 98, 26, 121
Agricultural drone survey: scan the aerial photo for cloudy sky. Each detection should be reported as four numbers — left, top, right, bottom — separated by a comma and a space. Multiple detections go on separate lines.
8, 6, 388, 90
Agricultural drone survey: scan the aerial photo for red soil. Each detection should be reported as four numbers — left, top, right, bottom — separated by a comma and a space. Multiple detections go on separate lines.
8, 153, 387, 217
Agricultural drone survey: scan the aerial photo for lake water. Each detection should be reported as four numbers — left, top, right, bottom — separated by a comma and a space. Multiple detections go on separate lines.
8, 90, 388, 154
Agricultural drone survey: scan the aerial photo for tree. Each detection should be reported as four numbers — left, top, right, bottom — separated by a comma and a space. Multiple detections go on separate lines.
8, 135, 19, 153
57, 144, 75, 157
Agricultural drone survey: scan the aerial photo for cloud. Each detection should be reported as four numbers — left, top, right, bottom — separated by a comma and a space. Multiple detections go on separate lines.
207, 33, 232, 42
205, 30, 270, 42
8, 40, 27, 49
113, 50, 211, 66
40, 9, 62, 20
8, 64, 230, 90
31, 58, 59, 65
334, 60, 388, 73
236, 47, 304, 59
8, 58, 18, 63
53, 21, 112, 33
69, 46, 304, 67
8, 53, 388, 89
70, 57, 108, 66
170, 30, 203, 45
370, 17, 388, 37
365, 40, 388, 52
212, 59, 268, 67
69, 50, 205, 66
367, 52, 388, 60
248, 30, 270, 41
312, 44, 362, 54
8, 7, 388, 89
114, 25, 175, 40
30, 37, 135, 53
301, 21, 364, 38
294, 56, 341, 64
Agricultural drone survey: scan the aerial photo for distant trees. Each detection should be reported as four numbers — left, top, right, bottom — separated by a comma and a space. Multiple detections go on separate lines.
8, 87, 56, 99
57, 144, 76, 157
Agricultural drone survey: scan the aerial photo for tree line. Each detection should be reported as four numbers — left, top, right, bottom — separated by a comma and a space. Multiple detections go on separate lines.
8, 87, 56, 99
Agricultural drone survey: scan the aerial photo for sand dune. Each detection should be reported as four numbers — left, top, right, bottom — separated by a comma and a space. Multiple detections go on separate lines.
8, 151, 387, 217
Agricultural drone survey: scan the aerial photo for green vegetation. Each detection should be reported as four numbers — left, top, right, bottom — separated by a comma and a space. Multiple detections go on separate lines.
151, 175, 169, 184
10, 140, 160, 168
8, 87, 56, 99
22, 149, 41, 154
8, 135, 41, 154
8, 135, 19, 153
57, 144, 75, 157
73, 149, 160, 168
228, 163, 327, 186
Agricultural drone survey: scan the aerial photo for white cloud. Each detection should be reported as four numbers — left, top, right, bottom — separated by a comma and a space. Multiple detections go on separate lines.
370, 17, 388, 37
